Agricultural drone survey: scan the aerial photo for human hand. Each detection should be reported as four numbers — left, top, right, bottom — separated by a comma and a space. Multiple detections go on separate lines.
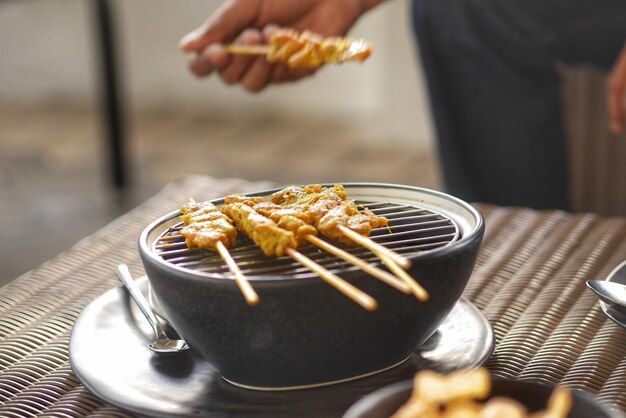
607, 42, 626, 135
179, 0, 381, 92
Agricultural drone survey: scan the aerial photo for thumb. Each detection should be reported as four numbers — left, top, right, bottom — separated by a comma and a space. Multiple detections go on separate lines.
179, 0, 260, 52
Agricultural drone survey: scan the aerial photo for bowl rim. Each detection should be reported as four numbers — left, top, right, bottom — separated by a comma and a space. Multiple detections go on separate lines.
138, 182, 485, 284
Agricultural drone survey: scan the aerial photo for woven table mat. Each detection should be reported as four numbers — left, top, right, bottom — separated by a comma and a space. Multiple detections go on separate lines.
1, 176, 625, 417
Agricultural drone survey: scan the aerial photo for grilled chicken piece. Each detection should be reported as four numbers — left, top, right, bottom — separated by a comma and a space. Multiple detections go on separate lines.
223, 194, 265, 205
270, 184, 324, 205
271, 184, 388, 245
221, 201, 297, 257
180, 200, 215, 224
225, 196, 317, 245
179, 200, 237, 250
271, 184, 347, 206
267, 29, 308, 65
253, 202, 318, 246
317, 204, 387, 245
267, 29, 373, 69
215, 184, 386, 255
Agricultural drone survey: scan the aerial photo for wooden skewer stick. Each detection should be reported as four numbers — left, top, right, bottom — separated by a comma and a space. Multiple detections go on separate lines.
379, 254, 429, 302
225, 44, 271, 56
338, 225, 412, 270
286, 248, 378, 311
216, 241, 259, 306
305, 235, 410, 294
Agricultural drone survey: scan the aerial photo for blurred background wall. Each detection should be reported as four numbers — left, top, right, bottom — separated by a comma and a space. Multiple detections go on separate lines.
0, 0, 433, 149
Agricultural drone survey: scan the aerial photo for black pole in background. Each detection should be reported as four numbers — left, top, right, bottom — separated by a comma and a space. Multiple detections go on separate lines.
94, 0, 127, 190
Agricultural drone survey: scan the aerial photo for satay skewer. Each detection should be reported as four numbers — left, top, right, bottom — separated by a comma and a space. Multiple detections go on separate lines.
232, 196, 410, 294
224, 28, 373, 69
179, 199, 259, 306
271, 184, 414, 266
268, 184, 427, 300
285, 248, 377, 311
222, 200, 378, 311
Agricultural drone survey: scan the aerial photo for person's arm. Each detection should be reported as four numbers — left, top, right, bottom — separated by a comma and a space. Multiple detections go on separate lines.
179, 0, 385, 92
607, 42, 626, 134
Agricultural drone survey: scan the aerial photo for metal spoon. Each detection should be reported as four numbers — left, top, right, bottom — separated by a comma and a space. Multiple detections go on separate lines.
115, 264, 190, 354
586, 280, 626, 310
586, 259, 626, 311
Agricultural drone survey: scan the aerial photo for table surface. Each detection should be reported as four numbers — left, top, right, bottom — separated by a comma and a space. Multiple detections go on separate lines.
1, 175, 625, 417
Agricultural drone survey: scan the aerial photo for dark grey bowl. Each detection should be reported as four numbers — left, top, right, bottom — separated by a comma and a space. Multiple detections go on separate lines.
138, 183, 484, 390
342, 377, 625, 418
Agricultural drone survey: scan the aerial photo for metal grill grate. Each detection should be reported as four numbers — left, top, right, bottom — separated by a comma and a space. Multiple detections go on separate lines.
153, 200, 460, 277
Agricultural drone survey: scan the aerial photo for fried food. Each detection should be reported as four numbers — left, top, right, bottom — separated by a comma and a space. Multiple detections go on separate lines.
391, 368, 572, 418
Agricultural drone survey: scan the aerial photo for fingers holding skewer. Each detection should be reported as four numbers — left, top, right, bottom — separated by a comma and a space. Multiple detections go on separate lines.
217, 29, 266, 86
188, 28, 276, 93
188, 26, 336, 91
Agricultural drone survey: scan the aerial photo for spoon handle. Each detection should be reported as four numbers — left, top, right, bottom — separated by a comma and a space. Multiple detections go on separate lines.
115, 264, 167, 339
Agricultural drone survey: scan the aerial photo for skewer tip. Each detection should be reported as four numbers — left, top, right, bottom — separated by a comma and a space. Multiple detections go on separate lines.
379, 254, 429, 302
363, 297, 378, 312
245, 294, 260, 307
286, 247, 378, 311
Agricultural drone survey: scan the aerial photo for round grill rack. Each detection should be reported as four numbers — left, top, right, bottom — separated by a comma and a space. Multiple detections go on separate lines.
153, 200, 460, 278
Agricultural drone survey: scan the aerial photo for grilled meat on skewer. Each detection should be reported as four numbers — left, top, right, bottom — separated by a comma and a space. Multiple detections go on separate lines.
269, 185, 419, 297
316, 204, 387, 245
271, 184, 345, 205
253, 203, 318, 247
179, 200, 237, 250
226, 29, 373, 69
225, 195, 318, 247
222, 195, 379, 310
270, 185, 388, 245
221, 201, 297, 257
267, 29, 373, 69
178, 190, 412, 301
180, 199, 259, 305
183, 185, 386, 254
